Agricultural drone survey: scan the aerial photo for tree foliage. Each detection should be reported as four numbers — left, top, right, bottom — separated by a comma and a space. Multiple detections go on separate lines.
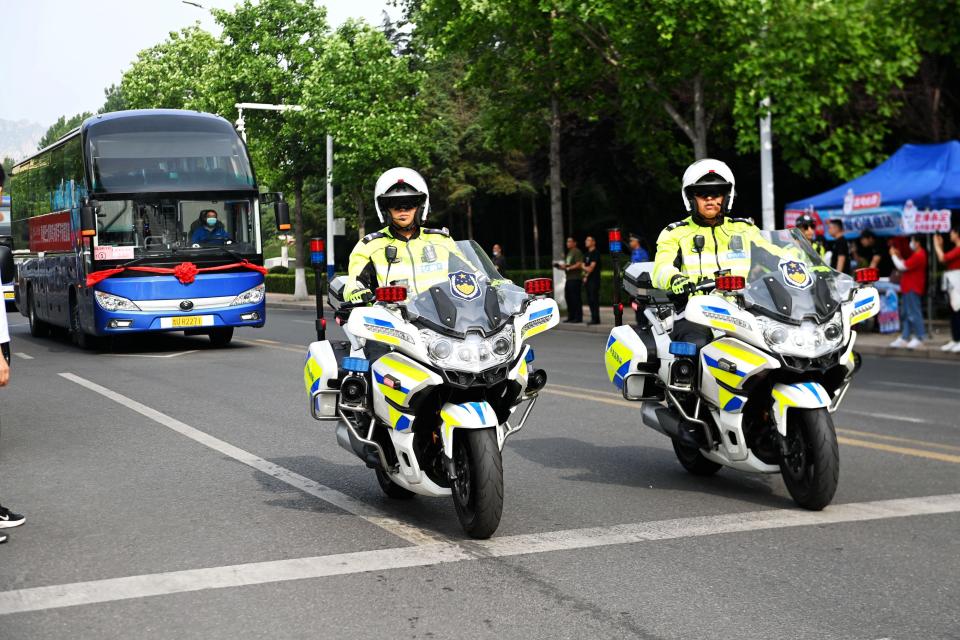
38, 112, 92, 149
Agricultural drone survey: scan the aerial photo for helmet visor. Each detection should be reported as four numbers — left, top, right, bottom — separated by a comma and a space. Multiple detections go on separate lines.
686, 184, 730, 200
379, 193, 426, 211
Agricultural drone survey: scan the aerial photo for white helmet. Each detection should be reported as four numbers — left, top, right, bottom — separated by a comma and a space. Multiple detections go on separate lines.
681, 158, 736, 214
374, 167, 430, 227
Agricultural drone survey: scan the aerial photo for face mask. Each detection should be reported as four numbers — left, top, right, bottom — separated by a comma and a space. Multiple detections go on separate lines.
206, 217, 218, 227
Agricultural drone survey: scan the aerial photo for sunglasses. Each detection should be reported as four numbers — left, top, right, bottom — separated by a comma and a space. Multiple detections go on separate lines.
689, 188, 726, 200
383, 196, 425, 211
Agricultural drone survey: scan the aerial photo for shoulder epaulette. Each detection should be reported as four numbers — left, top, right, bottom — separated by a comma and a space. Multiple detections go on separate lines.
361, 231, 387, 244
728, 217, 755, 225
665, 220, 688, 231
422, 227, 450, 237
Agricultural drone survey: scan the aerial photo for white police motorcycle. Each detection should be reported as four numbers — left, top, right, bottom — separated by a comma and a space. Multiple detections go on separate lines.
304, 240, 558, 538
605, 228, 879, 509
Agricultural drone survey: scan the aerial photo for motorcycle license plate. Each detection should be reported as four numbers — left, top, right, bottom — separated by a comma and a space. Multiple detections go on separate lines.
161, 315, 213, 328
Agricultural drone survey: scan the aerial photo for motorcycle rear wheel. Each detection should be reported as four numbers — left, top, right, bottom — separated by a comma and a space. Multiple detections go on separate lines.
672, 440, 722, 476
779, 407, 839, 510
375, 467, 416, 499
451, 428, 503, 539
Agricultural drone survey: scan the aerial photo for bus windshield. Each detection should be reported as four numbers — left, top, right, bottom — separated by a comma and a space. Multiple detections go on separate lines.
95, 197, 258, 259
87, 114, 255, 193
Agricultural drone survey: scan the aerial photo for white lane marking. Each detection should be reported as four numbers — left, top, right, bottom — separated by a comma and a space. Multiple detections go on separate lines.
13, 352, 33, 360
102, 350, 199, 359
58, 372, 441, 546
838, 409, 928, 424
292, 319, 316, 325
876, 381, 960, 393
1, 492, 957, 616
234, 339, 303, 354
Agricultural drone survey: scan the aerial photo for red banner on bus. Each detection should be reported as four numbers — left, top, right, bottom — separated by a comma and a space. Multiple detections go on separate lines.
29, 210, 74, 252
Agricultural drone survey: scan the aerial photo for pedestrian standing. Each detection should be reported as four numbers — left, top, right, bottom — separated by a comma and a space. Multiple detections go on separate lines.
933, 228, 960, 352
889, 235, 927, 349
827, 219, 850, 274
628, 233, 649, 263
491, 243, 507, 278
0, 165, 23, 544
554, 237, 583, 323
582, 236, 601, 325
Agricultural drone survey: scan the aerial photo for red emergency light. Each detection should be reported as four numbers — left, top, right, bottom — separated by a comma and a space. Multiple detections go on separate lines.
375, 286, 408, 303
855, 268, 879, 284
310, 238, 325, 252
524, 278, 553, 295
607, 229, 622, 243
715, 275, 745, 291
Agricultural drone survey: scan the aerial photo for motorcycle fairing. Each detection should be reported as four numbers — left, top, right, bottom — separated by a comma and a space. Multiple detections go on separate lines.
304, 340, 339, 417
684, 296, 765, 348
515, 298, 560, 342
439, 401, 499, 458
770, 382, 830, 436
699, 337, 779, 411
604, 326, 649, 389
346, 305, 429, 362
507, 345, 531, 389
846, 286, 880, 326
383, 430, 451, 497
371, 352, 442, 431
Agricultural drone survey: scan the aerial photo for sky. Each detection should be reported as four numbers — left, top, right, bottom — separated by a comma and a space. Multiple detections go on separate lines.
1, 0, 396, 128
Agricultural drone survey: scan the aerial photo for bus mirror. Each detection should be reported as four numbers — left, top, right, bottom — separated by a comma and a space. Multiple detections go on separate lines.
275, 200, 291, 231
80, 201, 99, 237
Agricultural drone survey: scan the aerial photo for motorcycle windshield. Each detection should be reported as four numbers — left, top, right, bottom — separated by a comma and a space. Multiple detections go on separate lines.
404, 240, 528, 336
737, 228, 855, 324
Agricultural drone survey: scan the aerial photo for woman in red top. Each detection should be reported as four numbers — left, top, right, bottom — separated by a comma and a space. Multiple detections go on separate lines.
889, 236, 927, 349
933, 227, 960, 352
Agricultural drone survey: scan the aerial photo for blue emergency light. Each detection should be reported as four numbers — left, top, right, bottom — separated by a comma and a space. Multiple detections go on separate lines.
310, 238, 325, 266
669, 341, 698, 357
342, 357, 369, 373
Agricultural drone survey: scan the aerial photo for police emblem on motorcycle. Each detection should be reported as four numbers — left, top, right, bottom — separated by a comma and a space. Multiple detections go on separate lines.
449, 271, 480, 300
779, 259, 813, 290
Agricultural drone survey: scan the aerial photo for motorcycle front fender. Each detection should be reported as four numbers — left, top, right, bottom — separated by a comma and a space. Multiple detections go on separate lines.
439, 401, 499, 458
771, 382, 830, 436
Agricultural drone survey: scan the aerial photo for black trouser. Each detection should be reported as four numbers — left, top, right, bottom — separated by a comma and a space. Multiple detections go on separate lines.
671, 318, 713, 350
585, 277, 600, 323
565, 277, 583, 321
952, 308, 960, 342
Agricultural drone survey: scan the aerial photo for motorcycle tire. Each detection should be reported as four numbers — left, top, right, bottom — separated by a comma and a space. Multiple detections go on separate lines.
451, 428, 503, 539
672, 440, 722, 476
779, 407, 839, 510
375, 467, 416, 500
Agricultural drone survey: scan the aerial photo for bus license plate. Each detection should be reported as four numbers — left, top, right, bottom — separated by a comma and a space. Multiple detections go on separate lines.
161, 315, 213, 328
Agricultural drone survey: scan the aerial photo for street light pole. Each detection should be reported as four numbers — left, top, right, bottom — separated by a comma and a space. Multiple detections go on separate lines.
759, 97, 776, 231
326, 134, 334, 280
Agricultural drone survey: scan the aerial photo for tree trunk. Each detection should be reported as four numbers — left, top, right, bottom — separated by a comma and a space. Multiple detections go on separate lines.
357, 193, 366, 238
293, 177, 308, 300
550, 92, 565, 308
531, 193, 541, 270
466, 198, 474, 240
692, 73, 708, 159
518, 197, 527, 271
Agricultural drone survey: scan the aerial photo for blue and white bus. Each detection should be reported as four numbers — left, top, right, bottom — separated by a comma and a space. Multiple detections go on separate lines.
9, 110, 289, 347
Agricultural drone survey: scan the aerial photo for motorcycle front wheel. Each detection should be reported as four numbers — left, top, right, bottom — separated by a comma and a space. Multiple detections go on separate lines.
779, 407, 839, 510
375, 467, 416, 499
672, 440, 722, 476
451, 428, 503, 539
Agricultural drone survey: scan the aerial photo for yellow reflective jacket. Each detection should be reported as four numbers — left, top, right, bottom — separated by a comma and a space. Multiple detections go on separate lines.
345, 225, 463, 300
652, 215, 772, 289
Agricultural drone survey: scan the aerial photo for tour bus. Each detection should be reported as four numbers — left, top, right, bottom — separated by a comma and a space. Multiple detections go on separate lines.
0, 194, 14, 309
8, 110, 289, 347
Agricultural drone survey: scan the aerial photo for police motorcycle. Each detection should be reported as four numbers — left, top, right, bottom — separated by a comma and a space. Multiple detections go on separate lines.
304, 241, 559, 538
604, 228, 879, 509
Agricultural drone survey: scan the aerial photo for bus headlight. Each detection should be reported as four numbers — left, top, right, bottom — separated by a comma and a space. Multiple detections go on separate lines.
231, 284, 265, 306
95, 291, 141, 312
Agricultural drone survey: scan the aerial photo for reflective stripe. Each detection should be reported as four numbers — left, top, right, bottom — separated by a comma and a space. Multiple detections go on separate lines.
712, 341, 767, 367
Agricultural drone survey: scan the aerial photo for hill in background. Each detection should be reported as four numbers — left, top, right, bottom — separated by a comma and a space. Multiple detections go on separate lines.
0, 118, 45, 162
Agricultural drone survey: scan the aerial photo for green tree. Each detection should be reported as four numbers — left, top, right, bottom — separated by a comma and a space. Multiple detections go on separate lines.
303, 20, 426, 237
120, 24, 220, 111
38, 112, 92, 149
208, 0, 330, 298
99, 83, 128, 114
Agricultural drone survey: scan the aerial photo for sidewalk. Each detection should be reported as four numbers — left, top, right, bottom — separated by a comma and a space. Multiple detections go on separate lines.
265, 293, 960, 362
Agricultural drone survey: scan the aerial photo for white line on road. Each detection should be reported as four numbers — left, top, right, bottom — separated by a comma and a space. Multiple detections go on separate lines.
876, 380, 960, 393
12, 352, 33, 360
1, 492, 957, 616
102, 350, 199, 359
58, 372, 442, 547
838, 409, 929, 424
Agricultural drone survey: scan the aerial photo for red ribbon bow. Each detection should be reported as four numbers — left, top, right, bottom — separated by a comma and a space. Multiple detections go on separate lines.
86, 260, 267, 288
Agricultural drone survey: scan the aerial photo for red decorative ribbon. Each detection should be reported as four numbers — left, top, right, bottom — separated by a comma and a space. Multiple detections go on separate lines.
86, 260, 268, 287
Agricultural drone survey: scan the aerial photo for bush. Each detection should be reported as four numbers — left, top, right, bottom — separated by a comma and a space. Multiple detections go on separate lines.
268, 265, 290, 274
265, 274, 317, 295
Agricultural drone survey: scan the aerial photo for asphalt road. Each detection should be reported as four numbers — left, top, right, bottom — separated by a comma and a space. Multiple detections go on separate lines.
0, 306, 958, 639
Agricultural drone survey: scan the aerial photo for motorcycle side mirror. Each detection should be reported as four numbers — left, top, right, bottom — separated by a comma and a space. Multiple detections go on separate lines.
274, 199, 291, 231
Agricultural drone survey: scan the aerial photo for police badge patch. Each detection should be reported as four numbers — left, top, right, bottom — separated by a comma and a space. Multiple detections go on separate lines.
778, 259, 813, 290
449, 271, 481, 300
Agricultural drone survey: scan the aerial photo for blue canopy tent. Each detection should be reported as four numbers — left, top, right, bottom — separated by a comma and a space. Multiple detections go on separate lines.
785, 141, 960, 238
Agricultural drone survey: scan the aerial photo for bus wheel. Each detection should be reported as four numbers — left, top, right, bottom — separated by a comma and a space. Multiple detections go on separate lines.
70, 298, 96, 350
27, 291, 49, 338
208, 327, 234, 347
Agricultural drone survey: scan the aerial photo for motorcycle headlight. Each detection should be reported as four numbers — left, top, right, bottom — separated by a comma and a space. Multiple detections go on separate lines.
757, 316, 845, 358
429, 338, 453, 361
94, 291, 141, 312
231, 284, 265, 306
492, 335, 513, 356
421, 327, 516, 372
